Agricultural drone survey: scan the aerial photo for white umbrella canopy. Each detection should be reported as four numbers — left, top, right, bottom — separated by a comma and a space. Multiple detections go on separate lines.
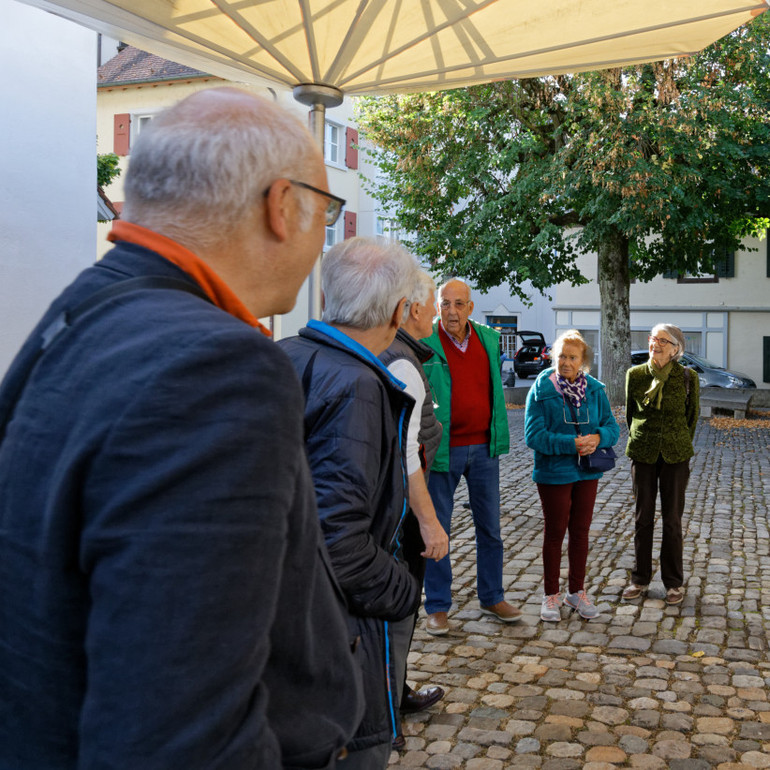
20, 0, 768, 318
18, 0, 770, 96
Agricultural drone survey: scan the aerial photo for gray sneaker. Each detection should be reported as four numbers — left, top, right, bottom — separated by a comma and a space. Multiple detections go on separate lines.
540, 593, 562, 622
565, 590, 598, 619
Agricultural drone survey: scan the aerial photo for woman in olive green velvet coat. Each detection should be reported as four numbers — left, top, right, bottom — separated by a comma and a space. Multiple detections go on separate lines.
623, 324, 699, 606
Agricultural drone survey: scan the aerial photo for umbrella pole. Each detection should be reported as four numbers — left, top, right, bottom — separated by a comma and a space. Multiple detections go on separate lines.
293, 84, 344, 321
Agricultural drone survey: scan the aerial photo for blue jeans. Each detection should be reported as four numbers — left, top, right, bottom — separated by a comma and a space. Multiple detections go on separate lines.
424, 444, 504, 614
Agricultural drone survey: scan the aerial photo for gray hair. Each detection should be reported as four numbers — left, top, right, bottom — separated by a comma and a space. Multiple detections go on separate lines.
551, 329, 593, 373
402, 269, 437, 322
437, 277, 471, 303
651, 323, 685, 361
122, 88, 318, 247
322, 237, 418, 330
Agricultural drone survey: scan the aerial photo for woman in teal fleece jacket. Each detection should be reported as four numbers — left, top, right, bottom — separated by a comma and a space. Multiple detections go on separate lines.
525, 330, 619, 622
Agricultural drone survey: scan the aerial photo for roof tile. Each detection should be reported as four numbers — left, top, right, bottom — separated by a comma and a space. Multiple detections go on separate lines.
98, 46, 209, 86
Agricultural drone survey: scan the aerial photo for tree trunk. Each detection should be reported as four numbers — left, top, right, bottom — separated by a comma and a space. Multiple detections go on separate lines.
597, 232, 631, 406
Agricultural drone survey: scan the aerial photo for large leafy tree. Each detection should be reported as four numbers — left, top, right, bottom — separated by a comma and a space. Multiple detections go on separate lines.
357, 15, 770, 403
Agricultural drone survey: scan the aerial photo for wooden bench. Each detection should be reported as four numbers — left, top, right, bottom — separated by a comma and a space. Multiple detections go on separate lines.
699, 387, 755, 419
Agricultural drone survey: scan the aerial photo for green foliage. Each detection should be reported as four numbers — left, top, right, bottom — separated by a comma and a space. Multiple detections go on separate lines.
97, 153, 121, 188
357, 15, 770, 298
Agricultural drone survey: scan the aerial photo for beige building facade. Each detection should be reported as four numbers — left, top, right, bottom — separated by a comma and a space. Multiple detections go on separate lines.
97, 46, 383, 338
552, 235, 770, 389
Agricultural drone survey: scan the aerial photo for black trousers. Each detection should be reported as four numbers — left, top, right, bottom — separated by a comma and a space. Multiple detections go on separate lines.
630, 456, 690, 590
394, 511, 426, 708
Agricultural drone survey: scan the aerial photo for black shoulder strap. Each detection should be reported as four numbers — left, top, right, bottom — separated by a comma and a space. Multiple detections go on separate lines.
683, 366, 691, 407
565, 397, 582, 436
300, 350, 319, 443
0, 276, 212, 442
42, 276, 210, 351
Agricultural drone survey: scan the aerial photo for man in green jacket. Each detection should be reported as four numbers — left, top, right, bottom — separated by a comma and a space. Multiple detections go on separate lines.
421, 278, 520, 635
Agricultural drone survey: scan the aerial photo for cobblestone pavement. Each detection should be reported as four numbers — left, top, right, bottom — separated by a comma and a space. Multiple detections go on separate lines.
390, 408, 770, 769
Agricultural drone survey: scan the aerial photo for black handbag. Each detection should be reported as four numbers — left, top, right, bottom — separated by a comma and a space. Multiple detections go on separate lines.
565, 398, 617, 473
579, 446, 617, 472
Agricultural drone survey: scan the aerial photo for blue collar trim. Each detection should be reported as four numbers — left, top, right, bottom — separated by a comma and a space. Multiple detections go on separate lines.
307, 319, 405, 390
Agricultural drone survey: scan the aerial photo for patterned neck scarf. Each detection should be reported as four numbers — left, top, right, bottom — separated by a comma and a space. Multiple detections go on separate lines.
556, 371, 587, 408
644, 359, 674, 409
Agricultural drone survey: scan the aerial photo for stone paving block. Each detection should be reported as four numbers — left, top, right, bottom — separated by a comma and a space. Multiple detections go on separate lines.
423, 755, 464, 769
608, 636, 652, 651
455, 727, 512, 747
740, 722, 770, 740
628, 757, 667, 769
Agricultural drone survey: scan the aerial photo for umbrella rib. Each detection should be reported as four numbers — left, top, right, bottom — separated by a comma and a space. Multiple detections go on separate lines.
94, 0, 301, 86
336, 0, 500, 87
350, 50, 707, 94
373, 0, 404, 84
339, 2, 767, 89
323, 0, 386, 83
423, 1, 445, 79
211, 0, 307, 83
297, 0, 322, 82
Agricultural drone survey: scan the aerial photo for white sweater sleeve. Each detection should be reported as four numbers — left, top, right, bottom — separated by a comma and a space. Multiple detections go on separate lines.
387, 358, 426, 476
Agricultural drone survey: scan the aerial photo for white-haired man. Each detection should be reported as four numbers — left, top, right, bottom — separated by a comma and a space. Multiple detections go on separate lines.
379, 268, 447, 749
0, 88, 362, 769
422, 278, 520, 635
280, 237, 422, 769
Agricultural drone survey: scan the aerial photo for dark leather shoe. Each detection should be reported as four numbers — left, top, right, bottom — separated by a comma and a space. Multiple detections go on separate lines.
400, 685, 445, 713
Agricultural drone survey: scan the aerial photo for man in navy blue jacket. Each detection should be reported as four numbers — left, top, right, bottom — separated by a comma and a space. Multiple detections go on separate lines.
280, 238, 421, 769
0, 88, 363, 769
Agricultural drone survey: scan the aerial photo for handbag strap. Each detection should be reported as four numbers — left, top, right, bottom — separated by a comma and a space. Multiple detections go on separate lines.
0, 276, 212, 443
564, 397, 583, 437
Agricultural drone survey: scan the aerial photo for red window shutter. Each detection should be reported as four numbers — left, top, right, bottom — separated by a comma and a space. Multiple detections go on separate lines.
114, 113, 131, 156
344, 211, 357, 239
345, 127, 358, 170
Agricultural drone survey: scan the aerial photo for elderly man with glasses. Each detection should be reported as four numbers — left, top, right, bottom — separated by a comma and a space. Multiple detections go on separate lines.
421, 278, 520, 636
0, 88, 363, 769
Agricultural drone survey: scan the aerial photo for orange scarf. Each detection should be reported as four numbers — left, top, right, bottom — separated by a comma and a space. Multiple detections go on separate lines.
108, 221, 271, 337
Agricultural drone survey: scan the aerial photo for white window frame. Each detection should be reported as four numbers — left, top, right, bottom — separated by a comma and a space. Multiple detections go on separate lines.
324, 217, 344, 251
375, 215, 400, 243
130, 111, 157, 147
324, 120, 345, 168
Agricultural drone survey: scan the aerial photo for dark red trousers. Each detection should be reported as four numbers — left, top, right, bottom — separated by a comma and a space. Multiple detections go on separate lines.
537, 479, 598, 595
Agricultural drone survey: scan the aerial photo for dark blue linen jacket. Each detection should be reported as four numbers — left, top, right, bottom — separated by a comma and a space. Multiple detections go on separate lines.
0, 242, 363, 769
280, 322, 421, 752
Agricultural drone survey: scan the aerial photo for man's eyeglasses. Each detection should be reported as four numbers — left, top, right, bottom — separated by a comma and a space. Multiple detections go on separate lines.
439, 300, 468, 310
649, 335, 676, 348
290, 180, 346, 226
263, 180, 346, 226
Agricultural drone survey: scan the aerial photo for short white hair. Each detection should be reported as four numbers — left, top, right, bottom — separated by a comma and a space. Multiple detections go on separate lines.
322, 237, 419, 330
651, 323, 686, 361
402, 269, 437, 322
123, 88, 318, 246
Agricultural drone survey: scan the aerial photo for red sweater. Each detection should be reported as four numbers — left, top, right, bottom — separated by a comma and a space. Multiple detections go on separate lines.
439, 325, 492, 447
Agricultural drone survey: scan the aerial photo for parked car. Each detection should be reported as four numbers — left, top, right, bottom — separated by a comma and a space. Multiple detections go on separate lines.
513, 331, 551, 378
630, 350, 756, 389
